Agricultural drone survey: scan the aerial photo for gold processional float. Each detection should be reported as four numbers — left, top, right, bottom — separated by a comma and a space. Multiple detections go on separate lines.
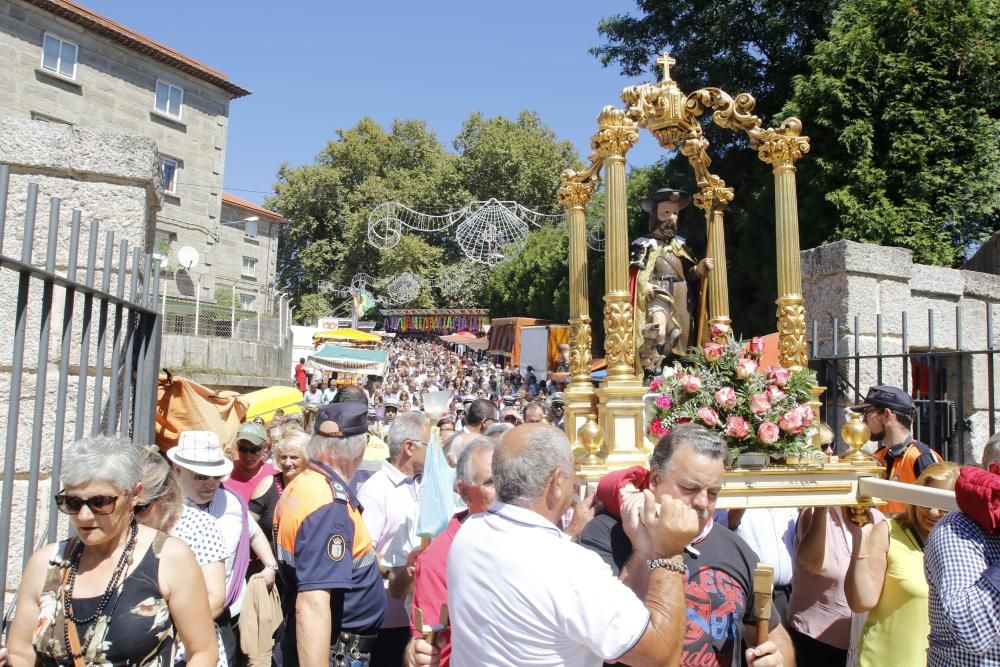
560, 53, 958, 522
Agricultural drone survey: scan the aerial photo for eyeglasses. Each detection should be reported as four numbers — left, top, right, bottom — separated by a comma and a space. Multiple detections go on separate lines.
409, 440, 428, 449
54, 492, 121, 516
238, 443, 264, 454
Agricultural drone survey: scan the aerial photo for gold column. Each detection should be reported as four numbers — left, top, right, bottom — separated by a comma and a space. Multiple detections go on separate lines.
756, 118, 810, 371
592, 106, 648, 467
692, 184, 734, 338
558, 170, 598, 444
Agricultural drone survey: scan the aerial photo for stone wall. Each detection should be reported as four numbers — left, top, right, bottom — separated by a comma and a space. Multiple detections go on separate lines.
0, 118, 159, 597
802, 240, 1000, 463
160, 333, 293, 389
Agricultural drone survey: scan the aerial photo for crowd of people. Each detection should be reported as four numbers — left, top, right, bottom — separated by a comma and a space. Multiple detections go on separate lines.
3, 338, 999, 667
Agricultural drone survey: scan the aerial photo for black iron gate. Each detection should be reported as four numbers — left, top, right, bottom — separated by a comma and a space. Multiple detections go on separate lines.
0, 164, 162, 611
810, 306, 998, 465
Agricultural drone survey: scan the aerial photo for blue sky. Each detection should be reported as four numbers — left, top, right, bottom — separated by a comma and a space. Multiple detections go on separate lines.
80, 0, 669, 205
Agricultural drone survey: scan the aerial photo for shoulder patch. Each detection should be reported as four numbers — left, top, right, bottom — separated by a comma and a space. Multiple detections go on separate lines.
331, 481, 349, 503
326, 534, 347, 562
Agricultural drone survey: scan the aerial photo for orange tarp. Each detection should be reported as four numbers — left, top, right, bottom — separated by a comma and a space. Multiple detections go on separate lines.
156, 375, 246, 452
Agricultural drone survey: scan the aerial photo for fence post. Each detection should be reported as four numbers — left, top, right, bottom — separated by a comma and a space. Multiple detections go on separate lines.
194, 274, 202, 336
230, 280, 237, 338
257, 285, 262, 342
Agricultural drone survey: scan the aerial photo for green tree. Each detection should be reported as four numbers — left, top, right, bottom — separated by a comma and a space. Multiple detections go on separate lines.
783, 0, 1000, 265
484, 226, 572, 322
270, 118, 469, 323
455, 111, 582, 208
271, 112, 583, 323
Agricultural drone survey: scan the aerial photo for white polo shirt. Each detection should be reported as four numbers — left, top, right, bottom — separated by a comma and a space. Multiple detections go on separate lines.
448, 502, 650, 667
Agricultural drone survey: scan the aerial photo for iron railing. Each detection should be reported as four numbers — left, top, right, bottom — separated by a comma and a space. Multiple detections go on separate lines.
811, 305, 998, 464
0, 164, 162, 611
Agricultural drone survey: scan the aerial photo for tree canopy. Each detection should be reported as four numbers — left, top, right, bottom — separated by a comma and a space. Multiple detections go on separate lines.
594, 0, 1000, 335
269, 113, 581, 324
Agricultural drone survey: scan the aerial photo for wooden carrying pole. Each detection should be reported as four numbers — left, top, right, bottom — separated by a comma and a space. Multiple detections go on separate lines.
752, 564, 774, 646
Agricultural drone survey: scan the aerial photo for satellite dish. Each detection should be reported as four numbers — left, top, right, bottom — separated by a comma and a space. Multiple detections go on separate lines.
177, 246, 199, 270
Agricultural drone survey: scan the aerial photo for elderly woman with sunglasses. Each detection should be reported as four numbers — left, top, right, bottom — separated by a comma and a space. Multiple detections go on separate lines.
6, 436, 218, 667
844, 461, 960, 667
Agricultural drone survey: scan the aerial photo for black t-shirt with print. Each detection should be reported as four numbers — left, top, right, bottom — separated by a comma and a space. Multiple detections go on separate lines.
579, 512, 779, 667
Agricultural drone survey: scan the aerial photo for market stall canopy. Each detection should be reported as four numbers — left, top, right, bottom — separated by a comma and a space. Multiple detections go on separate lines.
242, 386, 304, 423
312, 328, 382, 345
156, 375, 245, 451
439, 331, 489, 350
488, 317, 549, 364
308, 343, 388, 376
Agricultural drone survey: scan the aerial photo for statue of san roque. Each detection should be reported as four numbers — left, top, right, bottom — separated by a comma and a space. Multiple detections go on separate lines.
630, 188, 713, 375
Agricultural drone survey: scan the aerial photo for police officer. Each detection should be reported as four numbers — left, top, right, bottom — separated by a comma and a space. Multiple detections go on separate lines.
274, 402, 386, 667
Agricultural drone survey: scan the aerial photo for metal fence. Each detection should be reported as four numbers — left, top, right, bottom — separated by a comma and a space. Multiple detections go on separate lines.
0, 165, 162, 611
161, 292, 288, 347
811, 305, 998, 464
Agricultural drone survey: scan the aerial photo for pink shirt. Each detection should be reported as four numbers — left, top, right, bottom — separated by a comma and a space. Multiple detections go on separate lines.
409, 513, 465, 667
788, 506, 884, 649
224, 461, 275, 503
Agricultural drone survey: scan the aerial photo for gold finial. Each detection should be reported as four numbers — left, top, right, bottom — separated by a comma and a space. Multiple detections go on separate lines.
655, 52, 676, 83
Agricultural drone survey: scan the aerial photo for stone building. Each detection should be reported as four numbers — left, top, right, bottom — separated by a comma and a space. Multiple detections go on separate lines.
802, 240, 1000, 464
0, 0, 264, 309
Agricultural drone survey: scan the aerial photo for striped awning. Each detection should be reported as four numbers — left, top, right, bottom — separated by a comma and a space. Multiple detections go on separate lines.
307, 343, 388, 376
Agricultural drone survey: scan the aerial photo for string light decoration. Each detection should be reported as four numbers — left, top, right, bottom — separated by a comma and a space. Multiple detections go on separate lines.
367, 198, 565, 265
321, 271, 424, 307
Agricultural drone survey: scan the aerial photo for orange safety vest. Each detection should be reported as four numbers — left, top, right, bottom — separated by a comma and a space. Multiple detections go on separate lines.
874, 440, 943, 514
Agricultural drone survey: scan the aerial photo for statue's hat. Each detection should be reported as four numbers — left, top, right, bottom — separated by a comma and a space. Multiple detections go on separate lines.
641, 188, 692, 214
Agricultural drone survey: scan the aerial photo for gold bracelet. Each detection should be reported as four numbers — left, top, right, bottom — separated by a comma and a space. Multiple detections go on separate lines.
851, 553, 871, 560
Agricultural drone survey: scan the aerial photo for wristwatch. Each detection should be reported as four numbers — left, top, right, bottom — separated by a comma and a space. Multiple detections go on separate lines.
647, 558, 688, 574
264, 563, 280, 571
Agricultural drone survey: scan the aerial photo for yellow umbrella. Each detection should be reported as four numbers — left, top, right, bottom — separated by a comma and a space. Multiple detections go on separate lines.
241, 386, 304, 423
312, 328, 382, 345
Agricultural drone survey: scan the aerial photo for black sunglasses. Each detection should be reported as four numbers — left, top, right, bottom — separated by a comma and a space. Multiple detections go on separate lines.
54, 492, 121, 516
238, 444, 264, 454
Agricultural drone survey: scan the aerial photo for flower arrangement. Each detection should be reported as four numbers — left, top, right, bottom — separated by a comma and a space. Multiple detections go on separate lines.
646, 325, 821, 464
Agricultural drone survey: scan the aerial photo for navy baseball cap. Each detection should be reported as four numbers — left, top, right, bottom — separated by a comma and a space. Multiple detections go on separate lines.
852, 385, 915, 414
315, 402, 369, 437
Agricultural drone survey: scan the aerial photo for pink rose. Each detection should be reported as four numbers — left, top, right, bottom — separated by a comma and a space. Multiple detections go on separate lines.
765, 385, 786, 402
655, 395, 673, 410
769, 366, 791, 387
710, 323, 730, 341
703, 342, 725, 362
725, 415, 750, 439
779, 410, 804, 434
648, 378, 663, 392
796, 404, 816, 425
649, 417, 668, 438
735, 358, 758, 379
757, 421, 780, 444
748, 337, 766, 355
714, 387, 738, 410
697, 407, 720, 427
750, 393, 771, 415
680, 374, 702, 393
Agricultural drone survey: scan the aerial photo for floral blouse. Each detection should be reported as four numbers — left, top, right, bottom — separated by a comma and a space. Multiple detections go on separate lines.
32, 532, 176, 667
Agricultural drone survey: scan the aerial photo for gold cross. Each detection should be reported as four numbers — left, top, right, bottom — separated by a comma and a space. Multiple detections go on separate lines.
656, 52, 676, 83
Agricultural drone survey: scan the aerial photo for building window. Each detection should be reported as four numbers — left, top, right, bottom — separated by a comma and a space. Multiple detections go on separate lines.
154, 80, 184, 119
240, 293, 255, 311
31, 111, 71, 125
153, 231, 172, 263
242, 256, 257, 278
41, 33, 78, 80
244, 220, 258, 239
160, 157, 179, 194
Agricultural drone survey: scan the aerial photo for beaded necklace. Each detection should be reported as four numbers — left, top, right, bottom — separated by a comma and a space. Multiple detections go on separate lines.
61, 516, 139, 659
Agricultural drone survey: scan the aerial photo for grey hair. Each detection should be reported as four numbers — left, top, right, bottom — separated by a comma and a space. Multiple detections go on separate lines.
649, 423, 728, 474
275, 431, 311, 459
485, 422, 513, 439
387, 411, 430, 459
983, 432, 1000, 468
308, 433, 367, 463
445, 431, 477, 467
135, 446, 182, 531
456, 437, 494, 484
493, 427, 573, 506
61, 436, 142, 492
